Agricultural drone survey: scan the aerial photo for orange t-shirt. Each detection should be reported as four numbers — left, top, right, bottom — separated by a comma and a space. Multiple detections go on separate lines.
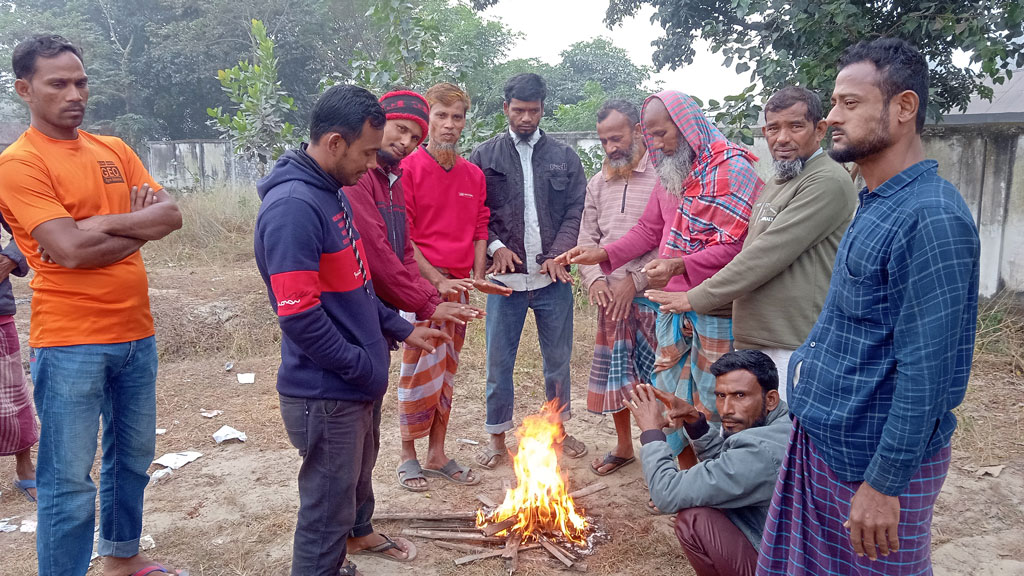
0, 127, 156, 347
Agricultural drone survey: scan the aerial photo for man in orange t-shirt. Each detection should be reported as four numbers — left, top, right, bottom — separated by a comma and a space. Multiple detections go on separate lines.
0, 35, 184, 576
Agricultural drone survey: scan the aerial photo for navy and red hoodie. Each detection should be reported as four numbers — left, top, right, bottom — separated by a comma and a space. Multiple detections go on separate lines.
255, 147, 413, 402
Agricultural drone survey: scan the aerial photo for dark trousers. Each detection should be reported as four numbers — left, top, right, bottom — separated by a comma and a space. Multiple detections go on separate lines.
674, 507, 758, 576
351, 397, 382, 538
280, 394, 375, 576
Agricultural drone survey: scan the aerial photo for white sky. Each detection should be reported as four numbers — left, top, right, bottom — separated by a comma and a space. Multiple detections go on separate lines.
482, 1, 750, 102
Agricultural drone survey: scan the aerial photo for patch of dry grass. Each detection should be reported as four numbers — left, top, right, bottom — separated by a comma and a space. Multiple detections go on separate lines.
145, 185, 260, 267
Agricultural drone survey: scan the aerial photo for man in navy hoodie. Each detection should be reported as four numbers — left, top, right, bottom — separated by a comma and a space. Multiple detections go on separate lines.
254, 84, 448, 576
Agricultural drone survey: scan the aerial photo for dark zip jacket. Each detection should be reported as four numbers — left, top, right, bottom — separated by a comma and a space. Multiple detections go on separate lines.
255, 147, 413, 402
469, 129, 586, 272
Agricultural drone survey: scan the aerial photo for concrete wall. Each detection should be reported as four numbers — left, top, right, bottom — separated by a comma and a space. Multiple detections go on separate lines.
146, 140, 259, 192
549, 124, 1024, 297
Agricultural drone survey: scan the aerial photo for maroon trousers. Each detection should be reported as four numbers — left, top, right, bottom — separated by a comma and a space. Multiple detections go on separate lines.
675, 507, 758, 576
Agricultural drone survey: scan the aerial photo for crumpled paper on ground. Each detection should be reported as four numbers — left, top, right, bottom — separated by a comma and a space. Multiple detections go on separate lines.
200, 409, 223, 418
237, 373, 255, 384
213, 425, 247, 444
153, 451, 202, 469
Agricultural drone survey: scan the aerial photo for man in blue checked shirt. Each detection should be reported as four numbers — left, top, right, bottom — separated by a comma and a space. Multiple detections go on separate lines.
757, 38, 980, 576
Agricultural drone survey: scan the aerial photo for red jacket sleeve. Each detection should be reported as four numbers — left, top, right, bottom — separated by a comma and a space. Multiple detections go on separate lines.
345, 175, 440, 320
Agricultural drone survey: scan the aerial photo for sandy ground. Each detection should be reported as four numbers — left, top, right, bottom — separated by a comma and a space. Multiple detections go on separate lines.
1, 258, 1023, 576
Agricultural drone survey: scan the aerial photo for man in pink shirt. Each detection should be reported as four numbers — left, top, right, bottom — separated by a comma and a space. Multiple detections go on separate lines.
575, 100, 660, 477
558, 91, 763, 474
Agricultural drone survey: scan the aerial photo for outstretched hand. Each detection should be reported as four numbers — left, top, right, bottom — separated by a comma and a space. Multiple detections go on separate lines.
487, 247, 522, 274
644, 384, 702, 427
554, 245, 608, 267
540, 259, 573, 283
431, 301, 484, 325
645, 290, 693, 314
404, 326, 453, 353
624, 384, 670, 432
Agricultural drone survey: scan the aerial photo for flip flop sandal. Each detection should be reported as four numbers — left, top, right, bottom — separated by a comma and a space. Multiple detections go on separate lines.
590, 453, 635, 476
131, 565, 190, 576
558, 434, 589, 459
352, 534, 417, 562
396, 459, 430, 492
423, 459, 482, 486
475, 447, 505, 470
338, 561, 359, 576
13, 478, 37, 503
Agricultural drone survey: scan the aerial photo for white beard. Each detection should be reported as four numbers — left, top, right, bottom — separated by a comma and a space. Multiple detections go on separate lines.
773, 158, 805, 182
655, 144, 695, 197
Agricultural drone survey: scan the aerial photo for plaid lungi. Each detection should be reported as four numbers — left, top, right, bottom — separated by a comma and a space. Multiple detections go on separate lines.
757, 422, 950, 575
398, 292, 467, 441
0, 320, 37, 456
653, 311, 733, 455
586, 297, 658, 414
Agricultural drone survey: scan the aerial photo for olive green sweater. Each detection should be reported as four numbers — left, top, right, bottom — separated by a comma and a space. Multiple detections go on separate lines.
687, 152, 858, 350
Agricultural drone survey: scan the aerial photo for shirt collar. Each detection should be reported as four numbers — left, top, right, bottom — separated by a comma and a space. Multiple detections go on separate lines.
866, 159, 937, 198
509, 126, 541, 147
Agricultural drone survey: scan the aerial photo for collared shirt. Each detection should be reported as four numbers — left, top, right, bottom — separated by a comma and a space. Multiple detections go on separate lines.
487, 127, 552, 292
789, 160, 979, 496
577, 151, 659, 290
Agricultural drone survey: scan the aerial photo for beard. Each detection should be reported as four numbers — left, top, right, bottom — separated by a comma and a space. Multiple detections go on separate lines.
603, 139, 642, 179
773, 158, 805, 182
722, 402, 769, 439
429, 141, 459, 170
828, 112, 892, 164
655, 143, 695, 197
377, 148, 402, 171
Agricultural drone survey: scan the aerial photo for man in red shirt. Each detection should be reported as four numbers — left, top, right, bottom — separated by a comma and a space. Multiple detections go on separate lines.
398, 82, 509, 492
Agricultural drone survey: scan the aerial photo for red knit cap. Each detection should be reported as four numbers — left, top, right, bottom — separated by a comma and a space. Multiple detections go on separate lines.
379, 90, 430, 139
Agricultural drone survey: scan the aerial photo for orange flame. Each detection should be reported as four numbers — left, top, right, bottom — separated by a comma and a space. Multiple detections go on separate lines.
476, 400, 588, 545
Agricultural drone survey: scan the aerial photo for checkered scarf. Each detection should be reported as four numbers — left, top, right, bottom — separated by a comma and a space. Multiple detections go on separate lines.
643, 90, 762, 258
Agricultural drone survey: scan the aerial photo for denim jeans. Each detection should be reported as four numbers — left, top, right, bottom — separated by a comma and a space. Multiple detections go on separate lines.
351, 396, 382, 539
32, 336, 158, 576
484, 281, 573, 434
280, 394, 375, 576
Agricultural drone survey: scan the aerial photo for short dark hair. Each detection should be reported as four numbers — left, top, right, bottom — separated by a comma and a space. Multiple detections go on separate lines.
504, 73, 547, 104
765, 86, 823, 124
838, 38, 929, 133
709, 349, 779, 393
597, 99, 641, 126
12, 34, 84, 80
310, 84, 387, 143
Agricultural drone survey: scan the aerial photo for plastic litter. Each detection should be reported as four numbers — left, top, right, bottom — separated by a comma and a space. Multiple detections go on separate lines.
153, 451, 202, 469
213, 425, 247, 444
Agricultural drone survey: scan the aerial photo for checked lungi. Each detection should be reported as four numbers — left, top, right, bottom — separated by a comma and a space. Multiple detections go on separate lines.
757, 423, 950, 576
586, 297, 658, 414
0, 319, 37, 456
398, 291, 468, 441
653, 310, 733, 456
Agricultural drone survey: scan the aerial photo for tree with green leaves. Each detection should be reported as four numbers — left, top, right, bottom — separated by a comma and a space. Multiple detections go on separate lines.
602, 0, 1024, 142
207, 19, 298, 175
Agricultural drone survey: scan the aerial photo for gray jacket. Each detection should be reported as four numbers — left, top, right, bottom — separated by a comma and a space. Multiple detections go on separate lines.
0, 217, 28, 317
468, 129, 586, 272
640, 402, 791, 549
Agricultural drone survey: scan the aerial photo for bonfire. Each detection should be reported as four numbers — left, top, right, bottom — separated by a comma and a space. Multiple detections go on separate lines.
476, 400, 589, 545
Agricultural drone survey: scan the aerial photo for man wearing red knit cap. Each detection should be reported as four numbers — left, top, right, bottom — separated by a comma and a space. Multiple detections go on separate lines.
344, 89, 482, 565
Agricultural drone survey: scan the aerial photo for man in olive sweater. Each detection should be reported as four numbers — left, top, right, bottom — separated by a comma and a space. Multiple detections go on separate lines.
647, 87, 858, 397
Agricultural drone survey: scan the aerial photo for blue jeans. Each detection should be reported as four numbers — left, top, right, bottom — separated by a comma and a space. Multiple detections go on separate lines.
32, 336, 158, 576
484, 281, 573, 434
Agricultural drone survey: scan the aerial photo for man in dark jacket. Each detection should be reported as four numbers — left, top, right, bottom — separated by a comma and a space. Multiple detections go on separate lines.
469, 73, 588, 468
254, 84, 447, 576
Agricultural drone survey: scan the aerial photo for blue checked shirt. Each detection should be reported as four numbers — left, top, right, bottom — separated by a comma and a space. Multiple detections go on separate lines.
788, 160, 979, 496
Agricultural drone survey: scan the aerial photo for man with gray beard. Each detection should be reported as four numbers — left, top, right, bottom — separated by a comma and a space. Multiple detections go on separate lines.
646, 86, 858, 398
558, 91, 762, 479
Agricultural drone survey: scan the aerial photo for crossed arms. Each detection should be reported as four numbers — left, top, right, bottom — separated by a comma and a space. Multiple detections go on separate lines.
32, 184, 182, 269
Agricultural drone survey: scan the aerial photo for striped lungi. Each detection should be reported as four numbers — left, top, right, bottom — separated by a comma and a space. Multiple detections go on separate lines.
586, 297, 658, 414
0, 319, 37, 456
757, 422, 950, 575
652, 311, 733, 455
398, 292, 468, 441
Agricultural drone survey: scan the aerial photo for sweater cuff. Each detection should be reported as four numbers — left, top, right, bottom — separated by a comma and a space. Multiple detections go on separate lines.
683, 412, 710, 439
639, 429, 668, 445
